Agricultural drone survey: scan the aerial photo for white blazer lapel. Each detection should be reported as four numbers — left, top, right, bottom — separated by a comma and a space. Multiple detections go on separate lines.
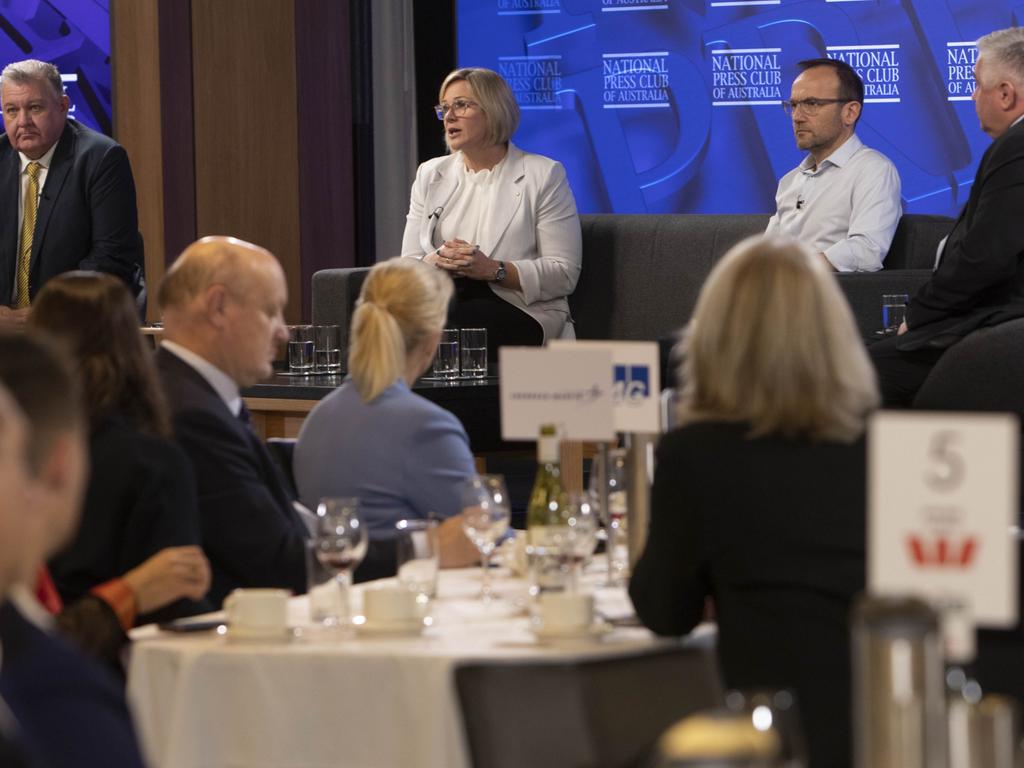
418, 157, 460, 253
479, 145, 525, 258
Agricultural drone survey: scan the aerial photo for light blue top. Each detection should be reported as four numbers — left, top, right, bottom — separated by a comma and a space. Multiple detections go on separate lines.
294, 378, 476, 538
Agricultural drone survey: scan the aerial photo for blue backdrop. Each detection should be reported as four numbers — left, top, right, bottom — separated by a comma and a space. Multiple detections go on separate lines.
457, 0, 1020, 217
0, 1, 111, 136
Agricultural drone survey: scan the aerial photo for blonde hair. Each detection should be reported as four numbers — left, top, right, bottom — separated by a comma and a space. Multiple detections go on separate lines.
439, 67, 520, 147
349, 258, 453, 403
676, 235, 878, 442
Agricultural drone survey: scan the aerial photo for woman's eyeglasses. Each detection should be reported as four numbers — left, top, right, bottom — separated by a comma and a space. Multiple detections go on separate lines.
434, 98, 478, 120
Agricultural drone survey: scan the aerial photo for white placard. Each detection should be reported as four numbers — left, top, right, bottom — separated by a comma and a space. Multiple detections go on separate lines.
869, 411, 1019, 627
499, 347, 615, 441
548, 340, 661, 434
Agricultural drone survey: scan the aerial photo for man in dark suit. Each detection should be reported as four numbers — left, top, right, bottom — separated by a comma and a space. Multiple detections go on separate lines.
0, 59, 142, 325
157, 236, 307, 606
871, 27, 1024, 406
0, 332, 146, 768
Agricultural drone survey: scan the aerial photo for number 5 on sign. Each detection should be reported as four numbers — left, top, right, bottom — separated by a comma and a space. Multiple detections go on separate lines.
868, 412, 1019, 626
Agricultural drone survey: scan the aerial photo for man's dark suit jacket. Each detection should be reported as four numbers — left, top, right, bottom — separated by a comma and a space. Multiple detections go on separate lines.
49, 413, 210, 623
0, 601, 146, 768
900, 118, 1024, 350
630, 422, 866, 768
0, 119, 143, 305
156, 348, 307, 606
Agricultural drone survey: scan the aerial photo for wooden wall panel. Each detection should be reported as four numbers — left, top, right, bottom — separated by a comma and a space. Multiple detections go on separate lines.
191, 0, 302, 322
111, 0, 164, 321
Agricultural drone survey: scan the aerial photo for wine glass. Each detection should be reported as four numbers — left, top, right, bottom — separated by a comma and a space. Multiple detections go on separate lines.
590, 447, 629, 586
552, 491, 600, 592
460, 474, 511, 601
313, 497, 368, 626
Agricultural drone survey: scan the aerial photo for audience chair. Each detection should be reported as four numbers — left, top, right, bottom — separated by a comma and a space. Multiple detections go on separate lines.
913, 317, 1024, 415
455, 645, 722, 768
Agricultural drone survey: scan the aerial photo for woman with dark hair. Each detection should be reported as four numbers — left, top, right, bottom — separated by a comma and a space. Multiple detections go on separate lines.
29, 272, 209, 624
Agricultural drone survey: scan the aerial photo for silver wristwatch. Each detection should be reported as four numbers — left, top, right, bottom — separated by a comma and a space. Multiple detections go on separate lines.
493, 261, 507, 282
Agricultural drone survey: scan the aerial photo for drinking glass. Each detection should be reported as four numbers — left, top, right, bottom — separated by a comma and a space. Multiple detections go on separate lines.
312, 498, 368, 626
459, 328, 488, 378
288, 325, 315, 374
395, 518, 439, 605
433, 328, 460, 379
314, 325, 342, 373
551, 491, 600, 592
590, 447, 630, 586
882, 294, 909, 333
460, 474, 511, 601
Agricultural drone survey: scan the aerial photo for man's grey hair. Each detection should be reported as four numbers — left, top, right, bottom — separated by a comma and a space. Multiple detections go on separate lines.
977, 27, 1024, 87
1, 60, 64, 100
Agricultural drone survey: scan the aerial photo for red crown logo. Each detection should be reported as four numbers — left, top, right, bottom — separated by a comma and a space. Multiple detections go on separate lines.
906, 535, 977, 568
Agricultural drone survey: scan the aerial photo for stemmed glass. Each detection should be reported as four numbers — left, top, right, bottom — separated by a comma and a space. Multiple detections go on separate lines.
552, 491, 600, 592
313, 497, 368, 626
590, 448, 629, 586
460, 474, 511, 601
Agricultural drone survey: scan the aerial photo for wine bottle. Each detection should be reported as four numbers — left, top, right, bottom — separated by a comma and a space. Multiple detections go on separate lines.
526, 424, 568, 546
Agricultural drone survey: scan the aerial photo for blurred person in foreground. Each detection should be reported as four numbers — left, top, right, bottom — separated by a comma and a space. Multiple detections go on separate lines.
0, 331, 147, 767
295, 258, 478, 574
871, 26, 1024, 406
630, 235, 879, 768
0, 59, 143, 325
157, 236, 307, 606
29, 272, 210, 623
0, 331, 209, 673
402, 67, 581, 359
0, 381, 39, 767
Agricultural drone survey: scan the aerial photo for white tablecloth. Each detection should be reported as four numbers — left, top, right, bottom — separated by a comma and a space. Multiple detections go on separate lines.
126, 568, 680, 768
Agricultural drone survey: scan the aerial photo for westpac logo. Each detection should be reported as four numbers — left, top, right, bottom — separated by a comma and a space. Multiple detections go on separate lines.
906, 534, 978, 568
613, 365, 649, 405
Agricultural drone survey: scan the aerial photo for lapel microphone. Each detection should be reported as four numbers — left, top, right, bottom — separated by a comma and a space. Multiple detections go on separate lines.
796, 196, 805, 210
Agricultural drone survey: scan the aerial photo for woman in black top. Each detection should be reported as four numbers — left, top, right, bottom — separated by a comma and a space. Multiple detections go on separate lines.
30, 273, 210, 625
629, 235, 879, 768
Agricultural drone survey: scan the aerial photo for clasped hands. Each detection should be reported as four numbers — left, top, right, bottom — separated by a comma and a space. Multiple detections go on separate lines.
430, 239, 495, 281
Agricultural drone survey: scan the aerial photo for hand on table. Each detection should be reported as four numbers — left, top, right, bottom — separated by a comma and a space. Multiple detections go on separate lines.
122, 546, 211, 615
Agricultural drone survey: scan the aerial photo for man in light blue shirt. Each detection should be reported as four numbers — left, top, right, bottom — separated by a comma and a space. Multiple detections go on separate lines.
766, 58, 902, 272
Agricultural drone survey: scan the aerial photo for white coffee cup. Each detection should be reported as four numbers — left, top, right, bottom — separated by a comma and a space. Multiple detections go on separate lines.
224, 588, 289, 635
363, 586, 419, 624
540, 591, 594, 630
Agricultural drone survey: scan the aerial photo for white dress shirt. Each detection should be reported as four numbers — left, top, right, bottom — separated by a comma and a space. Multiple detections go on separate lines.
160, 340, 243, 417
765, 133, 902, 272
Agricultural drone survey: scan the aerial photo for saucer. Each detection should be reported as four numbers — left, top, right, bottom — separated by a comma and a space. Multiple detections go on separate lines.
226, 625, 295, 644
530, 620, 613, 645
355, 617, 426, 638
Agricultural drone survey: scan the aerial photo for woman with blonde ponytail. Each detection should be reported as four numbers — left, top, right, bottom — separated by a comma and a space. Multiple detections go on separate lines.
294, 258, 478, 571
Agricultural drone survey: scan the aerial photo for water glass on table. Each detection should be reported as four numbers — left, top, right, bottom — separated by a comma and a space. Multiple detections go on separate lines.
459, 328, 488, 378
882, 294, 909, 334
311, 497, 368, 627
288, 325, 315, 374
395, 518, 439, 607
433, 328, 460, 379
314, 324, 342, 373
460, 474, 511, 601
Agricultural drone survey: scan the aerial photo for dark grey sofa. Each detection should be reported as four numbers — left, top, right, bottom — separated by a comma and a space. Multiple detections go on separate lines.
311, 213, 954, 351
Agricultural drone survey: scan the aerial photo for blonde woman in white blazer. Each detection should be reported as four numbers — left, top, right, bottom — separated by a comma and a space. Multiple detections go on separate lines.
401, 67, 582, 356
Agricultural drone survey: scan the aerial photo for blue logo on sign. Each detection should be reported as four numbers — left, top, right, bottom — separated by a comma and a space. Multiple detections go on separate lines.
613, 365, 650, 404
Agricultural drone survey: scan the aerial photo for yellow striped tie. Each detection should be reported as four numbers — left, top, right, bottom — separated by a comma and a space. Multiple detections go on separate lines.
15, 161, 41, 309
